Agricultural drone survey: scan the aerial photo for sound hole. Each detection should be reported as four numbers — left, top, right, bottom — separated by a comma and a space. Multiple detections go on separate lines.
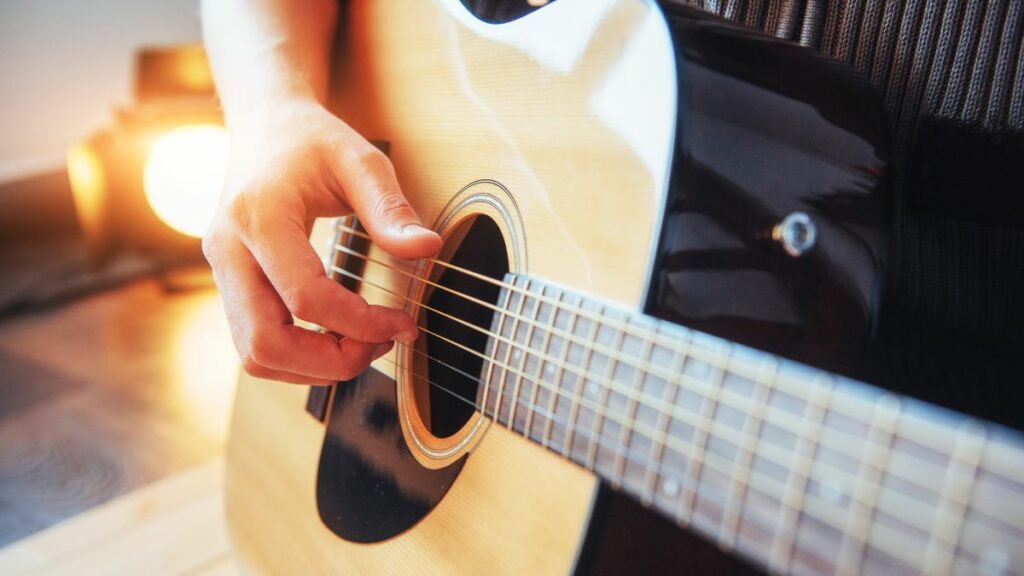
421, 216, 508, 438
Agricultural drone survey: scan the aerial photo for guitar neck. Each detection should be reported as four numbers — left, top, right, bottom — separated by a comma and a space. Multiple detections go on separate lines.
479, 273, 1024, 575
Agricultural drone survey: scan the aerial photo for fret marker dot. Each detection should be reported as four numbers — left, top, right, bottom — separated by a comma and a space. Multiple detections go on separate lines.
585, 382, 599, 398
661, 477, 680, 498
512, 349, 522, 361
544, 364, 555, 377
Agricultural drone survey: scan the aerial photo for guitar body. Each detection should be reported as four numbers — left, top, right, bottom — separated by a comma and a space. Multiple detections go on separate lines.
225, 1, 891, 573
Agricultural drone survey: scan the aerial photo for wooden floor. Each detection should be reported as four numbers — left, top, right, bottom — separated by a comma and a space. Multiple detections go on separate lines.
0, 273, 239, 551
0, 458, 237, 576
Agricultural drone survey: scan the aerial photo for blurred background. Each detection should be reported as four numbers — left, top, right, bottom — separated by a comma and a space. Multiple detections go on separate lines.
0, 0, 238, 549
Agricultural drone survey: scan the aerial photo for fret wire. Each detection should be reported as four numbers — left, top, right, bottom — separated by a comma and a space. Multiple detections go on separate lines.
522, 287, 557, 439
769, 375, 834, 575
492, 362, 848, 568
384, 344, 972, 576
836, 395, 902, 575
642, 329, 689, 507
333, 233, 1013, 497
338, 264, 1024, 536
379, 348, 965, 572
493, 277, 530, 423
586, 322, 628, 473
922, 422, 986, 573
350, 262, 1015, 545
798, 474, 943, 572
507, 283, 545, 431
542, 292, 580, 450
718, 355, 777, 551
338, 250, 975, 488
614, 322, 654, 490
562, 302, 605, 460
400, 300, 1014, 548
342, 240, 1015, 573
484, 361, 844, 571
330, 243, 998, 474
676, 340, 732, 526
480, 286, 513, 415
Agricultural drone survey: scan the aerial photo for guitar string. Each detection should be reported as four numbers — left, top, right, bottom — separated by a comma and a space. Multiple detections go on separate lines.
372, 352, 853, 570
328, 225, 1019, 532
335, 222, 664, 342
326, 236, 1018, 560
338, 218, 990, 464
327, 254, 1012, 518
330, 228, 999, 487
365, 345, 963, 568
330, 238, 1012, 510
327, 264, 1017, 541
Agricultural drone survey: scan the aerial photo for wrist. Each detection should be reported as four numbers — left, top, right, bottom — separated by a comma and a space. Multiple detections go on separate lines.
224, 91, 325, 143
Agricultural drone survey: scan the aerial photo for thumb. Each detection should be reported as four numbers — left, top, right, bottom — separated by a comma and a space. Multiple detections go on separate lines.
331, 142, 442, 260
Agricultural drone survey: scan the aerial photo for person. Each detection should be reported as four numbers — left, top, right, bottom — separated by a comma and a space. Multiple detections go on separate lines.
201, 0, 442, 385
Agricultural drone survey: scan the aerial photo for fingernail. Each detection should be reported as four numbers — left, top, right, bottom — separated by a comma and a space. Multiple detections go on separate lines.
372, 342, 394, 360
394, 329, 418, 344
402, 223, 432, 237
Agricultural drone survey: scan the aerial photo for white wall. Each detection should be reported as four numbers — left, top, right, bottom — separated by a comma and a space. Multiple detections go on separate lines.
0, 0, 202, 182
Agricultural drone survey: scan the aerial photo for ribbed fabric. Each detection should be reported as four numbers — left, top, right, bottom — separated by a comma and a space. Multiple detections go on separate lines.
676, 0, 1024, 141
672, 0, 1024, 428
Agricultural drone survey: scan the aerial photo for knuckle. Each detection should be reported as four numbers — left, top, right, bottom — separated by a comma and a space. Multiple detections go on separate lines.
347, 146, 391, 173
347, 300, 373, 341
281, 287, 314, 320
240, 357, 269, 378
200, 232, 218, 262
226, 192, 255, 231
372, 192, 413, 222
246, 330, 279, 368
337, 361, 366, 382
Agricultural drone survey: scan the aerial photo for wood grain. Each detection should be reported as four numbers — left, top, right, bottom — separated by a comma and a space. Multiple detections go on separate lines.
0, 459, 236, 576
0, 278, 237, 548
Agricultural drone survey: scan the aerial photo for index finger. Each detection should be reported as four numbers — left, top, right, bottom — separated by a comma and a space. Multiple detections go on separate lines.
231, 193, 418, 344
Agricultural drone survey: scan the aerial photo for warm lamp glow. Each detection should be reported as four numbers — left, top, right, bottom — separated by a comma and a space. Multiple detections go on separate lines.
67, 140, 107, 241
143, 124, 228, 238
171, 292, 240, 442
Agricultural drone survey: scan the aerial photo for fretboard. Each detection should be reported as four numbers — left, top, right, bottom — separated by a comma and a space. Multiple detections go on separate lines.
478, 273, 1024, 575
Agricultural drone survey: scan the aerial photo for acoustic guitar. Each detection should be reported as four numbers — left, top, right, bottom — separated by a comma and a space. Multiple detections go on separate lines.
223, 1, 1024, 574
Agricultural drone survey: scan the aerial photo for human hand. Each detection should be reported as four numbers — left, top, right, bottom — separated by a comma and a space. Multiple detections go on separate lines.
203, 99, 442, 385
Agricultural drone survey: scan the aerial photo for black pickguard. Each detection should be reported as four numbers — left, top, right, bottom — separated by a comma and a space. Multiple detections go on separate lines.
316, 367, 465, 543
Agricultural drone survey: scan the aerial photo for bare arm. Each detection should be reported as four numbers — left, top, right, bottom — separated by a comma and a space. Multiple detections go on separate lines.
202, 0, 335, 127
201, 0, 441, 385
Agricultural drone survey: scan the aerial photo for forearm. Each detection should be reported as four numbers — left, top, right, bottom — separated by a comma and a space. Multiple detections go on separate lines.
200, 0, 338, 130
200, 0, 439, 385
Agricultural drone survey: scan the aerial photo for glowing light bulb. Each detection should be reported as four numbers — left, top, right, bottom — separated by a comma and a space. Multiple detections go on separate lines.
143, 123, 228, 238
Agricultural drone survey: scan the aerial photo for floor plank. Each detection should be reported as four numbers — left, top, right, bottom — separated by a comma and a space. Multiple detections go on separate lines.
0, 277, 238, 547
0, 459, 237, 576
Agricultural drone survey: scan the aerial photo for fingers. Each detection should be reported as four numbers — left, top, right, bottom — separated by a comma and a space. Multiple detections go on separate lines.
326, 140, 442, 261
227, 190, 418, 344
204, 232, 396, 381
240, 359, 333, 386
